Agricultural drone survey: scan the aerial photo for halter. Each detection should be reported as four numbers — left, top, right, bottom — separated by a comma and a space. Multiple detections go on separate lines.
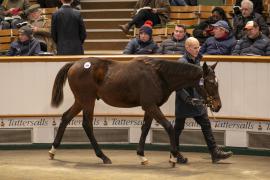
198, 77, 216, 110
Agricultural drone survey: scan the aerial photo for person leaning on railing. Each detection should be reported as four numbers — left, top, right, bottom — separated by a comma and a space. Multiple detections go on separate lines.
199, 20, 236, 55
6, 25, 41, 56
157, 24, 188, 54
123, 20, 158, 54
232, 21, 270, 56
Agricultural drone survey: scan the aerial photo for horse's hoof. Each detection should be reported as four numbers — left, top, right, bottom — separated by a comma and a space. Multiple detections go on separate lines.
169, 160, 176, 168
141, 160, 149, 165
103, 158, 112, 164
49, 152, 55, 160
137, 155, 149, 165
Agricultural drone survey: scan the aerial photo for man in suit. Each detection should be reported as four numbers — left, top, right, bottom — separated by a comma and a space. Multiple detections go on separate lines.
51, 0, 86, 55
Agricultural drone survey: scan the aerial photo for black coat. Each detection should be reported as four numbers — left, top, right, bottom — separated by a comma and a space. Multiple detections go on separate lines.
232, 33, 270, 56
7, 38, 41, 56
233, 12, 269, 40
51, 5, 86, 55
175, 53, 207, 118
123, 38, 158, 54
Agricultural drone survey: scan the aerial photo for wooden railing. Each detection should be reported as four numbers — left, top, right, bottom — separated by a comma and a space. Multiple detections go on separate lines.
1, 55, 270, 63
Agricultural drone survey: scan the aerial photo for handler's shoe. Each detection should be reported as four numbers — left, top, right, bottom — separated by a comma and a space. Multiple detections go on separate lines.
211, 147, 233, 163
177, 153, 188, 164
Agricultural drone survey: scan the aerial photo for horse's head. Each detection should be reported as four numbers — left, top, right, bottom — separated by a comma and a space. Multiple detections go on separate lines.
199, 62, 222, 112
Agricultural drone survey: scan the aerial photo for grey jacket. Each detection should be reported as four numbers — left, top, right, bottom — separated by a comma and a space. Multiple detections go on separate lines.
158, 35, 187, 54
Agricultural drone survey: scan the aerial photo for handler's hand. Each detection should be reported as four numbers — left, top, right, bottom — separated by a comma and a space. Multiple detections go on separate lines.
152, 8, 158, 13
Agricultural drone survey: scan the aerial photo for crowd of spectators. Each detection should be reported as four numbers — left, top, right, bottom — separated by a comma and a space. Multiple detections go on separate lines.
1, 0, 270, 56
123, 0, 270, 56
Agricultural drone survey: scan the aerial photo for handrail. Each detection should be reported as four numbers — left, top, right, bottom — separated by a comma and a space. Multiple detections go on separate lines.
1, 55, 270, 63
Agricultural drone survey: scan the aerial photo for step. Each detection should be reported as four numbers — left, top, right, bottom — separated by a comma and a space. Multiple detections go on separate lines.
81, 0, 136, 9
86, 29, 131, 39
81, 9, 132, 19
84, 39, 129, 50
84, 19, 131, 29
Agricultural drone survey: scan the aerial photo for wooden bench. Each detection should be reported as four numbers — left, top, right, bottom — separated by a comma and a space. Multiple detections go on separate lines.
0, 29, 18, 54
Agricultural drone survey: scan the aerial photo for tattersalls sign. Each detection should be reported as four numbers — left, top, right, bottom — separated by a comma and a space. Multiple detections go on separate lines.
0, 116, 269, 132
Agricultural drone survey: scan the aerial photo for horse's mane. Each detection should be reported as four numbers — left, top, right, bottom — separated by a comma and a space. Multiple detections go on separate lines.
135, 56, 202, 77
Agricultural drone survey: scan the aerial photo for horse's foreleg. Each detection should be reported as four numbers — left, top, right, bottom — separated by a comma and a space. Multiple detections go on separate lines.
137, 112, 153, 165
82, 107, 112, 164
144, 105, 178, 167
49, 102, 81, 159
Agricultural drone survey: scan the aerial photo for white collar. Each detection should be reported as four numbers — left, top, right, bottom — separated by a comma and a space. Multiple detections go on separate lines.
63, 3, 71, 6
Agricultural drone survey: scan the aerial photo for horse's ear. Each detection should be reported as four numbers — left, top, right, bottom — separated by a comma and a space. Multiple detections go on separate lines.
211, 62, 218, 70
203, 62, 209, 75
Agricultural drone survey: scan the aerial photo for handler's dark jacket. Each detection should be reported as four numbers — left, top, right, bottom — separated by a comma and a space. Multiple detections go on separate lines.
232, 33, 270, 56
7, 38, 41, 56
123, 38, 158, 54
175, 53, 207, 118
233, 12, 269, 40
157, 35, 187, 54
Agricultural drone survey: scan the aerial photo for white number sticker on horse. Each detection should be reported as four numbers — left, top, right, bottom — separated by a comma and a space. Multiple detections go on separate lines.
84, 62, 91, 69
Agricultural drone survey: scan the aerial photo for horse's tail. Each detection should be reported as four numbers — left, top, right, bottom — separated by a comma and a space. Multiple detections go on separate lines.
51, 62, 74, 107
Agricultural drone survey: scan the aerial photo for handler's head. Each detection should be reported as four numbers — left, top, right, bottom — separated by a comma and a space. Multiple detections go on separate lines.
185, 37, 200, 58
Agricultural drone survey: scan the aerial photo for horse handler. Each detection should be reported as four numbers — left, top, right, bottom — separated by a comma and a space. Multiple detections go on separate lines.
174, 37, 233, 164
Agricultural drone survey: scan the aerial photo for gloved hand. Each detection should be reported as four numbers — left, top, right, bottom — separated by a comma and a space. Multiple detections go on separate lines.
185, 97, 203, 106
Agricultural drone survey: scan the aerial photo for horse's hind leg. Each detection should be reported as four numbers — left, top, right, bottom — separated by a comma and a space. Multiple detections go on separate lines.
82, 102, 112, 164
137, 112, 153, 165
49, 102, 82, 159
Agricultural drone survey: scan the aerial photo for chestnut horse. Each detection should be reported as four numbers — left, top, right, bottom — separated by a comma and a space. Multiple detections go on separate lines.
49, 57, 221, 166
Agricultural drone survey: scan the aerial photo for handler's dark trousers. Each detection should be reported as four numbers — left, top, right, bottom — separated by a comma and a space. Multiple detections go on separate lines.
128, 9, 161, 28
174, 113, 217, 151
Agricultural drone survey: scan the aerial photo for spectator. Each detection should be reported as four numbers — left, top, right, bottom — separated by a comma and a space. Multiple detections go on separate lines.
232, 21, 270, 56
235, 0, 263, 15
174, 37, 233, 164
200, 20, 236, 55
26, 4, 55, 53
7, 25, 41, 56
170, 0, 187, 6
119, 0, 170, 34
193, 7, 232, 45
51, 0, 86, 55
184, 0, 197, 5
0, 0, 30, 29
233, 0, 269, 40
158, 24, 188, 54
123, 20, 158, 54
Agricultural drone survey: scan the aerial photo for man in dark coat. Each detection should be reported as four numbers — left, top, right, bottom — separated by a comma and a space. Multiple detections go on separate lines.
158, 24, 188, 54
123, 20, 158, 54
51, 0, 86, 55
232, 21, 270, 56
200, 20, 236, 55
235, 0, 263, 14
119, 0, 170, 34
233, 0, 269, 40
174, 37, 233, 164
7, 25, 41, 56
